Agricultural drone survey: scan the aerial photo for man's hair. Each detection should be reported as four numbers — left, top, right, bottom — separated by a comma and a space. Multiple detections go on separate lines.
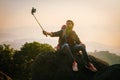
66, 20, 74, 26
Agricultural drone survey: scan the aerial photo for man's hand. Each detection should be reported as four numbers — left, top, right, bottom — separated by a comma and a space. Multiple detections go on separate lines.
43, 30, 48, 36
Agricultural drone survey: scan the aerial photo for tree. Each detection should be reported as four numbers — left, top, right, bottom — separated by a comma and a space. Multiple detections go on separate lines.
0, 44, 14, 78
20, 41, 54, 60
12, 41, 54, 80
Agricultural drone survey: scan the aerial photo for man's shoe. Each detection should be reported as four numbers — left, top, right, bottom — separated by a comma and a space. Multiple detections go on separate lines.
72, 61, 79, 71
85, 62, 97, 72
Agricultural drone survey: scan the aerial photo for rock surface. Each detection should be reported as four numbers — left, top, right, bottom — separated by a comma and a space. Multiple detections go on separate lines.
32, 51, 109, 80
93, 64, 120, 80
0, 71, 12, 80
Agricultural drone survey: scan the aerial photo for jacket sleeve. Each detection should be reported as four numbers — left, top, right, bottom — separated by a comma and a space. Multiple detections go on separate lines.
51, 30, 62, 37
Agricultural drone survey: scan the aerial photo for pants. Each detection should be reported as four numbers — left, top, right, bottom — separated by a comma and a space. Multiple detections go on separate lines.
61, 43, 90, 65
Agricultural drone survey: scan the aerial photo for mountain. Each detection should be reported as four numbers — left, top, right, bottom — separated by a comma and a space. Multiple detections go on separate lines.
85, 41, 120, 56
90, 51, 120, 65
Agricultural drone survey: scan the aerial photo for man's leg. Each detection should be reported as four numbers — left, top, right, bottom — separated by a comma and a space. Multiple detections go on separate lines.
73, 44, 97, 72
73, 44, 90, 65
61, 43, 78, 71
62, 43, 75, 61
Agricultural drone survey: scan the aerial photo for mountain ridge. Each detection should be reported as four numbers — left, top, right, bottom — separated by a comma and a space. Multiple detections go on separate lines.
90, 51, 120, 65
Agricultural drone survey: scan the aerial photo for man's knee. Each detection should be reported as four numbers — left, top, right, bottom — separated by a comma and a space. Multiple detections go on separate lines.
62, 43, 69, 48
73, 44, 86, 52
80, 43, 86, 48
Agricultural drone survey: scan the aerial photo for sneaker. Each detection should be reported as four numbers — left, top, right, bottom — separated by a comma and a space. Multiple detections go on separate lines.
72, 61, 79, 71
85, 62, 97, 72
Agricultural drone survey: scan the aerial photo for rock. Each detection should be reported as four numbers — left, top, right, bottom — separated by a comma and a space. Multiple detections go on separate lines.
0, 71, 12, 80
93, 64, 120, 80
32, 51, 109, 80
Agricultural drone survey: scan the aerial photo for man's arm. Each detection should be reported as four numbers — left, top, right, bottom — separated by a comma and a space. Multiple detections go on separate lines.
73, 31, 86, 48
73, 31, 82, 44
43, 31, 53, 37
43, 30, 62, 37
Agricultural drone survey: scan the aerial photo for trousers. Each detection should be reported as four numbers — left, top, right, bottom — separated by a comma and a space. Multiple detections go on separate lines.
61, 43, 90, 65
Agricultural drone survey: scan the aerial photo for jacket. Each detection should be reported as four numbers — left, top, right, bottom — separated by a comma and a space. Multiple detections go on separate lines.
52, 29, 82, 47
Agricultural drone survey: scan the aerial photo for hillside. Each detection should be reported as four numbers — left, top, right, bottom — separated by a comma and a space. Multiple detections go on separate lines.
90, 51, 120, 65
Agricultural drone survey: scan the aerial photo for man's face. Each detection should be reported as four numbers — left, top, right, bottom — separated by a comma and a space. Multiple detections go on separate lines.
66, 21, 73, 30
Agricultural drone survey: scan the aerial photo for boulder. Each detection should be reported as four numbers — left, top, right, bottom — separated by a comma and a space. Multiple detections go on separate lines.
32, 51, 109, 80
0, 71, 12, 80
93, 64, 120, 80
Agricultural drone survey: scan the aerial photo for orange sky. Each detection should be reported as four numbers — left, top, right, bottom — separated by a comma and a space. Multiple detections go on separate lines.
0, 0, 120, 48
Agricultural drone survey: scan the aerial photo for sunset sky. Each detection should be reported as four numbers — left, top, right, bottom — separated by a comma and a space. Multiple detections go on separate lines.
0, 0, 120, 49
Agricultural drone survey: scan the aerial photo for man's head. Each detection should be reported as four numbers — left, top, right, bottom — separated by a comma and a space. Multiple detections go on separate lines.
66, 20, 74, 30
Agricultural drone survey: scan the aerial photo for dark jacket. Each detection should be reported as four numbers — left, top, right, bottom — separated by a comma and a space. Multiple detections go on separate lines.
52, 29, 82, 47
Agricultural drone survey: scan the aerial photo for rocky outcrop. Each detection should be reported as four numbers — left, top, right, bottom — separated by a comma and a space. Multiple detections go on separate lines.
0, 71, 12, 80
93, 64, 120, 80
32, 51, 109, 80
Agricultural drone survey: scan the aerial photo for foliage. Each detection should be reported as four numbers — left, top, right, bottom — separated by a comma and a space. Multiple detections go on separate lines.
0, 42, 54, 80
0, 44, 14, 77
0, 42, 119, 80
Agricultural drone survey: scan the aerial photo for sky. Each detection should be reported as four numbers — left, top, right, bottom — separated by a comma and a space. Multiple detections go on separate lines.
0, 0, 120, 50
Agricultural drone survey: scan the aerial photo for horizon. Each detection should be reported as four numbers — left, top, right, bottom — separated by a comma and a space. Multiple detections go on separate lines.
1, 38, 120, 56
0, 0, 120, 54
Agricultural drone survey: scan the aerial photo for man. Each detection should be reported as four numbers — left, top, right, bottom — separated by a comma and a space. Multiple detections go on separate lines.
43, 20, 97, 72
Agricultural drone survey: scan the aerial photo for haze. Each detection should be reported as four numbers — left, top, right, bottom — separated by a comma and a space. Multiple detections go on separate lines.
0, 0, 120, 53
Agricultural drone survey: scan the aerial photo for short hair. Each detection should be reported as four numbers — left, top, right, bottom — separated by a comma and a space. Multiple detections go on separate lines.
66, 20, 74, 26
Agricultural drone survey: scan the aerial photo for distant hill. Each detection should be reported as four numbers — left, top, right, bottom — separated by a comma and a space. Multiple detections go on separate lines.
85, 41, 120, 56
90, 51, 120, 65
